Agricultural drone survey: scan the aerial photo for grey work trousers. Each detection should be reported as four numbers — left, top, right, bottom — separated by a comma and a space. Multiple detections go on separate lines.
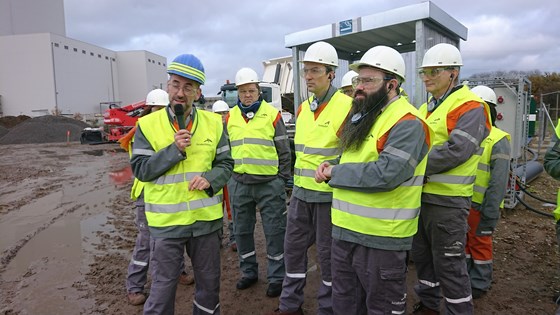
331, 239, 407, 315
411, 203, 473, 315
229, 177, 287, 284
126, 197, 186, 293
143, 231, 221, 315
278, 196, 333, 315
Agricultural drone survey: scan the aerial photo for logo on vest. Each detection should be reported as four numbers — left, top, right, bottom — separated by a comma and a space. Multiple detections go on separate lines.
318, 121, 331, 127
197, 138, 213, 146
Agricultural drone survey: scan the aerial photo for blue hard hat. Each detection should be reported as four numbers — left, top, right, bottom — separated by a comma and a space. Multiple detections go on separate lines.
167, 54, 206, 85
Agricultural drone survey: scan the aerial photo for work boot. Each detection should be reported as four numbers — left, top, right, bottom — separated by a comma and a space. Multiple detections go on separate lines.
265, 307, 304, 315
127, 292, 146, 306
553, 293, 560, 305
236, 276, 258, 290
179, 271, 195, 285
411, 302, 439, 315
471, 288, 487, 299
266, 282, 282, 297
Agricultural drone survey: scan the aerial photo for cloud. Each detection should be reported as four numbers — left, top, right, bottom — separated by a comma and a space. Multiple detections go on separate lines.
63, 0, 560, 93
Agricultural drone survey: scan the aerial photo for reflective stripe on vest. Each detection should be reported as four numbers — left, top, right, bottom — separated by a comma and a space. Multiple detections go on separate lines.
472, 128, 511, 206
138, 109, 224, 228
332, 97, 431, 238
227, 102, 280, 175
555, 120, 560, 221
293, 91, 352, 192
419, 85, 491, 197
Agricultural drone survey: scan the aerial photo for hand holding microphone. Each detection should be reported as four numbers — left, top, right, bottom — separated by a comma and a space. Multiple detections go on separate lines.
173, 104, 191, 152
174, 104, 186, 129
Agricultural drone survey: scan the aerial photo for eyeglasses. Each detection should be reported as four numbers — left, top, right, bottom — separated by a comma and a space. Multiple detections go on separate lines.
167, 81, 197, 95
418, 67, 453, 79
300, 67, 327, 77
351, 76, 391, 88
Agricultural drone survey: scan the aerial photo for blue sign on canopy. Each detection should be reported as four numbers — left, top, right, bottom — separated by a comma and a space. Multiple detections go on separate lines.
339, 19, 352, 35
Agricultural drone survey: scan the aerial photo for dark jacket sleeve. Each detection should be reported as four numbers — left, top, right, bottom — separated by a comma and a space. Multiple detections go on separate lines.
273, 113, 292, 182
544, 140, 560, 181
477, 137, 511, 234
202, 128, 234, 196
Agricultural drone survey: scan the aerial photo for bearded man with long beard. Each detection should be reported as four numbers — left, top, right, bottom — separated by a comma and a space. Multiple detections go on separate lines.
315, 45, 432, 315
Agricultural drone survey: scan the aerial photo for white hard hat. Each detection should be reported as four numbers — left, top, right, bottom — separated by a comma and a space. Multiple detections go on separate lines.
340, 70, 358, 88
212, 100, 230, 113
349, 46, 405, 81
421, 43, 463, 68
471, 85, 497, 105
146, 89, 169, 106
302, 41, 339, 67
235, 67, 259, 87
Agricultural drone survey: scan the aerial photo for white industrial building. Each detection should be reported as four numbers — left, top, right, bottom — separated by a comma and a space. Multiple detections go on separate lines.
0, 0, 167, 118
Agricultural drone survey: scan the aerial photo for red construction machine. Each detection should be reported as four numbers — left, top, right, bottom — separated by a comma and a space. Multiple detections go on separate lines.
103, 101, 147, 141
80, 100, 148, 144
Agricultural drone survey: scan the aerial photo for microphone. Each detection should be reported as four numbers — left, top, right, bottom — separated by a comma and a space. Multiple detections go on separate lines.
173, 104, 186, 129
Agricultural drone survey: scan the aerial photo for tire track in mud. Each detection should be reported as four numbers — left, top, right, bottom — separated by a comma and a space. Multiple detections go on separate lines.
0, 202, 85, 272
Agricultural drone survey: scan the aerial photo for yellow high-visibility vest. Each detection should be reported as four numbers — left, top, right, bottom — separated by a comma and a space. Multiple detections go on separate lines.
554, 119, 560, 221
227, 101, 280, 175
419, 85, 491, 197
332, 97, 431, 237
293, 91, 352, 192
472, 127, 511, 206
138, 109, 224, 227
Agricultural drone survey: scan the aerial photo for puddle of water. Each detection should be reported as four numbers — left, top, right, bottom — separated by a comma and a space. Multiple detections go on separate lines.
0, 191, 64, 251
3, 212, 111, 314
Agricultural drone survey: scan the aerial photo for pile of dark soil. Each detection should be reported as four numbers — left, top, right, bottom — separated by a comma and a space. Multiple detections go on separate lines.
0, 125, 8, 138
0, 115, 31, 128
0, 115, 91, 145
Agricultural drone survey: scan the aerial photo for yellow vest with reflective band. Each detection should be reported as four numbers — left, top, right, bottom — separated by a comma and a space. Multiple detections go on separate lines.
419, 85, 491, 197
554, 119, 560, 221
128, 136, 145, 201
332, 97, 431, 237
138, 109, 224, 228
472, 127, 511, 206
294, 91, 352, 192
227, 101, 280, 175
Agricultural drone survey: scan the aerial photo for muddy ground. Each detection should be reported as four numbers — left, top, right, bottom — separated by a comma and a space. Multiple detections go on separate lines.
1, 142, 560, 315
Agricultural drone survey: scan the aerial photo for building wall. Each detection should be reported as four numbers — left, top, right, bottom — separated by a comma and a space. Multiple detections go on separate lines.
51, 33, 119, 116
0, 0, 65, 36
115, 51, 168, 107
0, 33, 167, 117
0, 33, 56, 116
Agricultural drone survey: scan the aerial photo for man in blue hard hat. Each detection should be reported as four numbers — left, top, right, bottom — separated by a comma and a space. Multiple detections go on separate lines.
130, 53, 233, 315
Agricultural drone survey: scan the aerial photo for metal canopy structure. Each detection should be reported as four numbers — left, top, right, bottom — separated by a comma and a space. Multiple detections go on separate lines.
285, 1, 468, 108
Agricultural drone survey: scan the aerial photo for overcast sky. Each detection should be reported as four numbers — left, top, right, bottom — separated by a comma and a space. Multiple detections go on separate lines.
63, 0, 560, 95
